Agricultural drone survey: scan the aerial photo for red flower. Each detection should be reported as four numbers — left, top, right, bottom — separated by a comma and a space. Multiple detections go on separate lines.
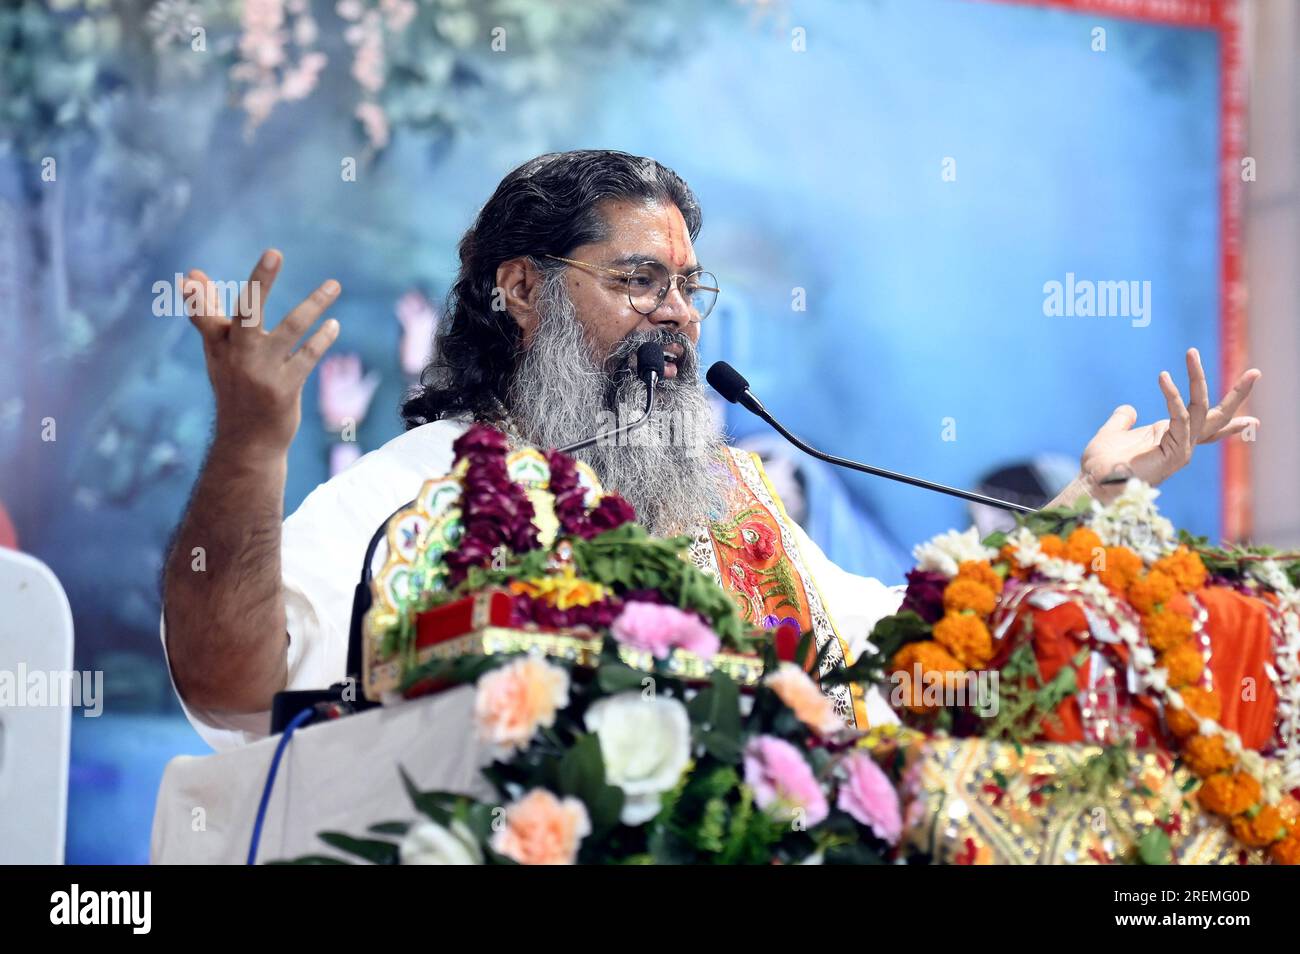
955, 837, 978, 865
739, 520, 777, 564
586, 494, 636, 536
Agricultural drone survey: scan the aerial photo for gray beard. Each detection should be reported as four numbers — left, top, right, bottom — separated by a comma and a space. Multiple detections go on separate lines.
503, 270, 736, 536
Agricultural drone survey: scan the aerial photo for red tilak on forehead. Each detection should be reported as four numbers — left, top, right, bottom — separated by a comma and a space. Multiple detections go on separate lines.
663, 207, 689, 269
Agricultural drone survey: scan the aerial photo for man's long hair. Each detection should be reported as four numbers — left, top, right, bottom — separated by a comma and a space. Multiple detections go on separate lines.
400, 150, 703, 428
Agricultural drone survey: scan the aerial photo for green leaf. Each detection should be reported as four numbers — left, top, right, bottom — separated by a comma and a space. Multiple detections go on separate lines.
368, 821, 411, 837
556, 734, 625, 832
596, 661, 650, 694
317, 832, 400, 865
268, 855, 352, 865
687, 672, 742, 739
399, 766, 455, 825
1136, 828, 1172, 866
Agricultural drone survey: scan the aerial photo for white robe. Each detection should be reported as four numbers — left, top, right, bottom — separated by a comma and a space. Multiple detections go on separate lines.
161, 420, 904, 750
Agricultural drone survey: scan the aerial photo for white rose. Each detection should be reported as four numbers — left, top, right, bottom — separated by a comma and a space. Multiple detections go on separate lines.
584, 693, 691, 826
398, 819, 483, 865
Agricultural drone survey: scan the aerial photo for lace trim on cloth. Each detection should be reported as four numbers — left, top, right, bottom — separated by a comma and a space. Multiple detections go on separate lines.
716, 447, 857, 726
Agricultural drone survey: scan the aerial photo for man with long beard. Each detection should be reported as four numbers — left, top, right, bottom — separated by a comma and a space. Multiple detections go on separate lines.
161, 150, 1261, 750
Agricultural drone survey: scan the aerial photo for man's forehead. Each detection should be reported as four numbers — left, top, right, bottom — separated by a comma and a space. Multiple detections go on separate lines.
591, 199, 696, 269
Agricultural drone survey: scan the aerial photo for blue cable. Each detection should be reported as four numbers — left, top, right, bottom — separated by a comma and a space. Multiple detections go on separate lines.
246, 707, 316, 865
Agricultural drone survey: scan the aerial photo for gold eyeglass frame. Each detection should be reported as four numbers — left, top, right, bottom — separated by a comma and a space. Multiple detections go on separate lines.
543, 254, 720, 320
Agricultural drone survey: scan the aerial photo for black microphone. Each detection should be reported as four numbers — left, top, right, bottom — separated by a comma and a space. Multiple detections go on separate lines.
558, 341, 665, 453
706, 361, 1036, 515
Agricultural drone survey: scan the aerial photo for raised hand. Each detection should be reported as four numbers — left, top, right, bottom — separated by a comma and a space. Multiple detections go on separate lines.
395, 289, 438, 376
318, 352, 381, 431
1079, 347, 1261, 495
183, 250, 340, 459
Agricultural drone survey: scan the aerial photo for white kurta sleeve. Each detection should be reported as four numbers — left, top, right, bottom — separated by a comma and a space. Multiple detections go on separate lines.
161, 421, 465, 751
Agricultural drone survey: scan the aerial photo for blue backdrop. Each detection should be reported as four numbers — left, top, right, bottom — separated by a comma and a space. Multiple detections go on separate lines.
0, 0, 1221, 862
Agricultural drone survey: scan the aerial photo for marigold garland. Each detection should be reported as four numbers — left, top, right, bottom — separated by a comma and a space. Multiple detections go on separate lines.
1165, 686, 1220, 739
932, 612, 994, 669
892, 490, 1299, 862
941, 578, 997, 617
1196, 771, 1260, 816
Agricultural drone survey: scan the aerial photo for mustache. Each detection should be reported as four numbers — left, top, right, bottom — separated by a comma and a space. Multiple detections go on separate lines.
603, 328, 698, 383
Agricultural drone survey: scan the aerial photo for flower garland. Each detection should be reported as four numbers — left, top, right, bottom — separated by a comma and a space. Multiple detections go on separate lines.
995, 507, 1299, 864
442, 425, 539, 587
883, 479, 1300, 863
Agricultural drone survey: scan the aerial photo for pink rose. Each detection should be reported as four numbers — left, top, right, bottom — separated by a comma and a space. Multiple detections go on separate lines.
743, 735, 828, 827
610, 601, 720, 661
490, 789, 590, 865
837, 752, 902, 845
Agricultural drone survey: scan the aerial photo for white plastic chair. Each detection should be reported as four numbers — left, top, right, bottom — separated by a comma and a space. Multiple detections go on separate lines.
0, 548, 73, 863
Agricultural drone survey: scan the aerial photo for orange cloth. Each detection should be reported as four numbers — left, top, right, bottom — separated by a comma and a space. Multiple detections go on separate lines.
1015, 585, 1277, 750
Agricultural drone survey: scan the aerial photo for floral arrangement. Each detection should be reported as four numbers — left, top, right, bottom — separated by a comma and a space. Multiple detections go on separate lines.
370, 424, 757, 681
285, 653, 907, 865
852, 480, 1300, 865
291, 425, 907, 864
302, 437, 1300, 865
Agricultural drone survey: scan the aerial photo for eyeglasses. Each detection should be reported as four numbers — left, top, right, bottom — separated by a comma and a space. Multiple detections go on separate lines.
543, 254, 720, 321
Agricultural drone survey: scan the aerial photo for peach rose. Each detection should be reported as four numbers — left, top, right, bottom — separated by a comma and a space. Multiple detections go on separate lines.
765, 663, 843, 736
490, 789, 591, 865
474, 656, 570, 753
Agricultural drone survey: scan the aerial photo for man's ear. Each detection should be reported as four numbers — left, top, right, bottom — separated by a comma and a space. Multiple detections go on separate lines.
495, 256, 543, 343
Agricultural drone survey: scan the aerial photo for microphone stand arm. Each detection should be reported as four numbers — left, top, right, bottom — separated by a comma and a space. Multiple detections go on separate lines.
745, 393, 1036, 516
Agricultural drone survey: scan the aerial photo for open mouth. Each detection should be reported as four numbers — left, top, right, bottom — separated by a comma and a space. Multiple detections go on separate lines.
655, 340, 686, 376
660, 344, 684, 379
618, 338, 688, 382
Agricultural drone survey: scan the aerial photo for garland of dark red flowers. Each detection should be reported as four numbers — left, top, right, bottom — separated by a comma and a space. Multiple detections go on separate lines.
444, 425, 540, 586
441, 425, 642, 625
545, 447, 637, 540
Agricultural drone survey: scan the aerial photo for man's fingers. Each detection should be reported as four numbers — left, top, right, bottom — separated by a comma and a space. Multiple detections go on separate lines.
231, 249, 282, 338
1199, 416, 1259, 444
1158, 370, 1193, 461
1185, 348, 1210, 441
288, 318, 340, 377
273, 280, 341, 352
1202, 368, 1261, 439
183, 269, 229, 342
1100, 404, 1138, 434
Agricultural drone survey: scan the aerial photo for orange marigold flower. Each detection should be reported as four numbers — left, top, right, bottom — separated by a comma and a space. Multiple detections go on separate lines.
999, 545, 1031, 580
1152, 546, 1208, 594
1097, 546, 1143, 594
1271, 830, 1300, 865
932, 612, 994, 669
1182, 733, 1235, 777
1196, 771, 1261, 817
1144, 610, 1193, 653
942, 578, 997, 617
1165, 686, 1221, 739
1127, 570, 1177, 615
889, 640, 964, 713
1064, 527, 1104, 568
956, 560, 1003, 594
1230, 804, 1289, 848
1038, 534, 1066, 559
1161, 641, 1205, 689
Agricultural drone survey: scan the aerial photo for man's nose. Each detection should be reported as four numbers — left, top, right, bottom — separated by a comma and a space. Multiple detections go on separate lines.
650, 280, 694, 328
